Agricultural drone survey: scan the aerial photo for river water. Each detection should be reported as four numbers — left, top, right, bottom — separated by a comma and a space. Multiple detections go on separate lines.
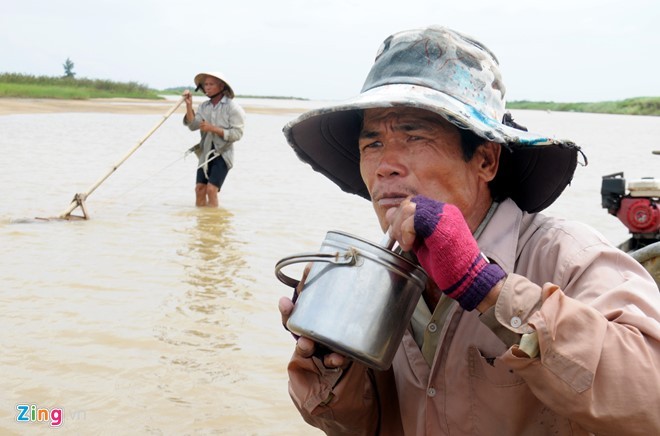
0, 99, 658, 435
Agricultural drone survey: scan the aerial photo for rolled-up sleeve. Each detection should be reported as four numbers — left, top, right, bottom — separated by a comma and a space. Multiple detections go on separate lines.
487, 260, 660, 435
183, 112, 201, 130
288, 355, 382, 434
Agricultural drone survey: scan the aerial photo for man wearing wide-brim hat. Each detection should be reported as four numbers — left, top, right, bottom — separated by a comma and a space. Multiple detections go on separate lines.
183, 71, 245, 207
278, 26, 660, 435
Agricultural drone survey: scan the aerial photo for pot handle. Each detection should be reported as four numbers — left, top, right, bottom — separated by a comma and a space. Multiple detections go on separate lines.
274, 250, 357, 288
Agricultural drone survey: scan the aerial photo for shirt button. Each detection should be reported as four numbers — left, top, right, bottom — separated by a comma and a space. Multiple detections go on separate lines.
428, 323, 438, 333
510, 316, 522, 328
427, 387, 436, 397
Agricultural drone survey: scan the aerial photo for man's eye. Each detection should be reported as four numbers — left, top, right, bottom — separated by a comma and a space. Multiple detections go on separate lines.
360, 141, 382, 151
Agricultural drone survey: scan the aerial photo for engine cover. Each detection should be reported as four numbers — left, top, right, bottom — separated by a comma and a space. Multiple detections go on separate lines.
616, 197, 660, 234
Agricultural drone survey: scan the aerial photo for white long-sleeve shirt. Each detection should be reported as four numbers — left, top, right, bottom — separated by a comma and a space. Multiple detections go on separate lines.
184, 96, 245, 169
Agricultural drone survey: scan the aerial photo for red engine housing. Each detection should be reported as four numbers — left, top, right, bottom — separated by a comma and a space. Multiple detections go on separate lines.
616, 197, 660, 234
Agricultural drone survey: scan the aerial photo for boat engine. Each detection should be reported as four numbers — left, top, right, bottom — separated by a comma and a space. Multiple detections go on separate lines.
602, 172, 660, 250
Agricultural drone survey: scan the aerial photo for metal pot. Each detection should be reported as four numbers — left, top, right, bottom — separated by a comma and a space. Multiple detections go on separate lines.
275, 230, 428, 370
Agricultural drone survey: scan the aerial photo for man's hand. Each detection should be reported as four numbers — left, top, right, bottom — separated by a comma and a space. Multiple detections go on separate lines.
199, 120, 224, 137
385, 198, 417, 251
182, 89, 192, 106
279, 297, 349, 368
278, 265, 350, 369
199, 120, 213, 132
386, 195, 506, 311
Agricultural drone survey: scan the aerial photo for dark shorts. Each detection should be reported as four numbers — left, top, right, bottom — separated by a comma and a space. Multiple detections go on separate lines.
196, 156, 229, 188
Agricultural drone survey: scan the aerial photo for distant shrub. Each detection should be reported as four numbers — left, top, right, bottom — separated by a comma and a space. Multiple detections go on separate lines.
0, 73, 162, 99
508, 97, 660, 116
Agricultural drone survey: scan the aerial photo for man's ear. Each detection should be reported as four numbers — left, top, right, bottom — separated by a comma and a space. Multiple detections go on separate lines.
476, 142, 501, 182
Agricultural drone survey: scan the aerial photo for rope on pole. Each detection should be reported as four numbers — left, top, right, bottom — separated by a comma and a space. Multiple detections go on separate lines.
59, 97, 185, 219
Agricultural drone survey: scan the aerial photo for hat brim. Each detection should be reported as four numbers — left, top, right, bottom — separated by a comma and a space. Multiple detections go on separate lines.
283, 84, 580, 213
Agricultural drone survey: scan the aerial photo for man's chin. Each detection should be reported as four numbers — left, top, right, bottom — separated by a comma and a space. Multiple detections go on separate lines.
371, 206, 390, 233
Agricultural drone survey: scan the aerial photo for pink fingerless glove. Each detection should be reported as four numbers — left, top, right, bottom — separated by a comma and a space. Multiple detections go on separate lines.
412, 195, 505, 311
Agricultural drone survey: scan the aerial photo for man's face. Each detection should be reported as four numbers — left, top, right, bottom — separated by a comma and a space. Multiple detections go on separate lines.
203, 77, 224, 95
358, 107, 488, 231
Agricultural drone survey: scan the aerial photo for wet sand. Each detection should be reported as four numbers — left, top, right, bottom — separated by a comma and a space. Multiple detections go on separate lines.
0, 97, 311, 116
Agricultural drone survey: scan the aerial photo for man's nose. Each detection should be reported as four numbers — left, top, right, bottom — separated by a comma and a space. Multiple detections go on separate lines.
375, 142, 406, 177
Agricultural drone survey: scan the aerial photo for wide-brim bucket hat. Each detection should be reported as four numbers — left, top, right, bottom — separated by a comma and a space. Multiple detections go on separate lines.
194, 71, 235, 99
283, 26, 583, 213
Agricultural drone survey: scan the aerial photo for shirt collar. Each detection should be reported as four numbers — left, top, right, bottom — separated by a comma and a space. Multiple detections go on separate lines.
476, 198, 524, 273
209, 95, 229, 106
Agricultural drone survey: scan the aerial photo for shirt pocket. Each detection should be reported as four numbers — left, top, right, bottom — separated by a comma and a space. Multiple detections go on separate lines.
466, 345, 573, 435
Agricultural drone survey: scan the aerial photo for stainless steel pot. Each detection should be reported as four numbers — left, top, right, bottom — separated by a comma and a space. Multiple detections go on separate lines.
275, 230, 428, 370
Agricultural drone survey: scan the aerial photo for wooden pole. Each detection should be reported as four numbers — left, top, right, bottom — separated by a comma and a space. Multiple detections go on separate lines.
59, 97, 185, 219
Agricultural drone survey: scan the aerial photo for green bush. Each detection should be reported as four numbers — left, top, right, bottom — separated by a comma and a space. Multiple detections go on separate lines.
508, 97, 660, 116
0, 73, 162, 100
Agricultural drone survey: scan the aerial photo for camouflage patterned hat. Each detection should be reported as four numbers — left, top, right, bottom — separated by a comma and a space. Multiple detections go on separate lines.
283, 26, 583, 213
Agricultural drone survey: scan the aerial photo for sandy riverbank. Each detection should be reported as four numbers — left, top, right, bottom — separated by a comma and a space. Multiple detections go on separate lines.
0, 97, 310, 116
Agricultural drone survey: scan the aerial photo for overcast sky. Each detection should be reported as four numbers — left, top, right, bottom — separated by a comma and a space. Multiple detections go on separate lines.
3, 0, 659, 102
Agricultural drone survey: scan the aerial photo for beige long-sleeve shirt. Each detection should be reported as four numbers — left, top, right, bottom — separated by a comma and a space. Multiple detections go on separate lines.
287, 198, 660, 435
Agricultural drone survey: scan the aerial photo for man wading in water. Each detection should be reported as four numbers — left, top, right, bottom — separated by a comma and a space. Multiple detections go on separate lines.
183, 72, 245, 207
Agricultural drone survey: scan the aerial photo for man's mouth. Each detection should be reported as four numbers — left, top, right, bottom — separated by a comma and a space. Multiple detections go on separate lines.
375, 192, 411, 209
